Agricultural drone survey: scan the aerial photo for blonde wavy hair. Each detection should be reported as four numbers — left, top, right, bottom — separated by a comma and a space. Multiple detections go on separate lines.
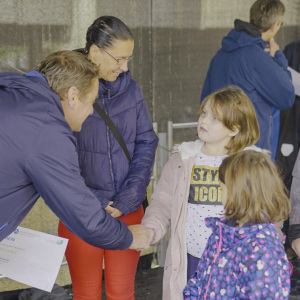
219, 150, 290, 224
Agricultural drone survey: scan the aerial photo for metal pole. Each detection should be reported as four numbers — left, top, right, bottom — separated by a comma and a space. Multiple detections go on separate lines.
167, 121, 173, 158
152, 122, 158, 189
172, 122, 198, 129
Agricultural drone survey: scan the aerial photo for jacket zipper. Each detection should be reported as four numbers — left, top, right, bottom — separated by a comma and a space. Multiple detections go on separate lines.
203, 222, 223, 299
102, 91, 116, 194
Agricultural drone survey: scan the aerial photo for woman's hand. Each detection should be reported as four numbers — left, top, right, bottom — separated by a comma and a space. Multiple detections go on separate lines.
105, 201, 123, 218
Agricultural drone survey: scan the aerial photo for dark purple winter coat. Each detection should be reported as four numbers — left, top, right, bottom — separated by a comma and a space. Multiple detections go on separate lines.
0, 71, 132, 249
74, 70, 158, 215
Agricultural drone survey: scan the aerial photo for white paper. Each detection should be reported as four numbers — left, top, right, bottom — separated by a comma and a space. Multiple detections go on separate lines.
288, 66, 300, 97
0, 227, 68, 292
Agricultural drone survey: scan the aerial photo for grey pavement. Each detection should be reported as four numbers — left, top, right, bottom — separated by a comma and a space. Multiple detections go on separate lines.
0, 257, 299, 299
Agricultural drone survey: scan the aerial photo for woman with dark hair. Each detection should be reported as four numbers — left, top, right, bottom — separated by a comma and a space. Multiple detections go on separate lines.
58, 16, 158, 300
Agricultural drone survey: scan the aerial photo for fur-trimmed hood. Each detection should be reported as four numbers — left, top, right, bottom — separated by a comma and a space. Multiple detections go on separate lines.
172, 139, 264, 161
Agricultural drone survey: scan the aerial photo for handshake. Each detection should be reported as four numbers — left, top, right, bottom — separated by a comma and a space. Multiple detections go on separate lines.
128, 224, 155, 251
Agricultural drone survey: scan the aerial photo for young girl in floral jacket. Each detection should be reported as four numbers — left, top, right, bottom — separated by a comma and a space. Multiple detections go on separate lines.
183, 150, 291, 299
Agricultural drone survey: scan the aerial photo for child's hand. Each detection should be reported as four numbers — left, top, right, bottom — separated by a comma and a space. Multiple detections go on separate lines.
128, 225, 153, 251
145, 227, 155, 245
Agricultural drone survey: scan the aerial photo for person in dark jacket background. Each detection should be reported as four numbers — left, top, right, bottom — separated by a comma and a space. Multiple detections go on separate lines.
275, 40, 300, 190
0, 50, 150, 252
289, 150, 300, 258
280, 40, 300, 258
201, 0, 295, 160
58, 16, 158, 300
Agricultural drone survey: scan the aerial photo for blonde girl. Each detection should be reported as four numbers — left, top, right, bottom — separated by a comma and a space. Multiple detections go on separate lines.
183, 150, 291, 299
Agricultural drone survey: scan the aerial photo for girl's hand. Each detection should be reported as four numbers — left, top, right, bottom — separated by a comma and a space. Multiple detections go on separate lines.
128, 225, 152, 251
145, 227, 155, 245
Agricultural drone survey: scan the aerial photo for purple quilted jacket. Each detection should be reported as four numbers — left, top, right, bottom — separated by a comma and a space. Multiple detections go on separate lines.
74, 70, 158, 215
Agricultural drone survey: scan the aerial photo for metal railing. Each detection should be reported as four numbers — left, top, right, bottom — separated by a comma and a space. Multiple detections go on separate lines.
167, 121, 198, 157
153, 120, 198, 267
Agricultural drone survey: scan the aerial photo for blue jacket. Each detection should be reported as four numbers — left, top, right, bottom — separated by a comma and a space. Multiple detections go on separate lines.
201, 21, 295, 155
183, 217, 290, 299
74, 70, 158, 216
0, 71, 132, 249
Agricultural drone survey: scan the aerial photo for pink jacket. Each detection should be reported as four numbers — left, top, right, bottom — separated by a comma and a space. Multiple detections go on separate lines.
142, 140, 206, 300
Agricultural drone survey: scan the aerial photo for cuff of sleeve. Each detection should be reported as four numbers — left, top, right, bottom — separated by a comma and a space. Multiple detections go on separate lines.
148, 228, 156, 244
120, 224, 133, 250
274, 50, 288, 68
113, 201, 130, 216
89, 188, 110, 208
141, 222, 159, 244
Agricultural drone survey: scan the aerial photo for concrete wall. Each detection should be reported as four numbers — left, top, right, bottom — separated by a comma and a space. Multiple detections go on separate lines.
0, 0, 300, 291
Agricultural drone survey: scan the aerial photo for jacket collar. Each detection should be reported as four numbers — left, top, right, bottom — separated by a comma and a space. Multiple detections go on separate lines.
175, 140, 204, 160
205, 217, 276, 249
98, 71, 131, 99
234, 19, 261, 37
24, 71, 48, 84
222, 23, 266, 52
173, 140, 262, 161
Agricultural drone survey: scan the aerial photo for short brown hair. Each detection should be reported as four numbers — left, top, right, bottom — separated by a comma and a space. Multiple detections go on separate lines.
35, 50, 99, 98
219, 150, 290, 224
250, 0, 285, 32
199, 86, 259, 154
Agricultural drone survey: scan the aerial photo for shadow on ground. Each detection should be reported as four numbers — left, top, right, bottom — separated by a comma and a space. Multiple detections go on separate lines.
1, 256, 300, 299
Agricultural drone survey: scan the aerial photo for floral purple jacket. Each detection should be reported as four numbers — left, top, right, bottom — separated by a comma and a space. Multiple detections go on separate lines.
183, 217, 290, 299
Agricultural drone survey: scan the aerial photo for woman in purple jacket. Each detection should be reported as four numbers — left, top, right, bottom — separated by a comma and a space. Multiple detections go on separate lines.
58, 16, 158, 300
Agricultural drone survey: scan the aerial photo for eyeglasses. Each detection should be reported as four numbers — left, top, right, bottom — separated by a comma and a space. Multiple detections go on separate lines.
99, 47, 134, 65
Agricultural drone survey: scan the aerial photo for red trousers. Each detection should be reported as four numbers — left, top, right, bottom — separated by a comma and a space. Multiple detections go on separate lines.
58, 206, 144, 300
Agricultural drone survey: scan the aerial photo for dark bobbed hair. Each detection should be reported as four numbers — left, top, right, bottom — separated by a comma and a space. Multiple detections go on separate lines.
86, 16, 133, 51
